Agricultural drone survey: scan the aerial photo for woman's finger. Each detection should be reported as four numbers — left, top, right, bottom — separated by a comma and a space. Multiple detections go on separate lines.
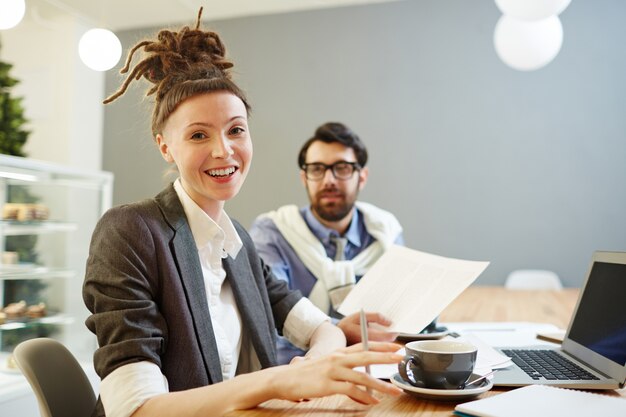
367, 328, 399, 342
323, 381, 378, 405
342, 341, 402, 353
336, 352, 404, 374
328, 364, 404, 397
339, 382, 378, 405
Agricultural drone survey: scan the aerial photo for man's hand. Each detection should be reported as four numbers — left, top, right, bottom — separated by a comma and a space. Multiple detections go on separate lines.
337, 312, 398, 345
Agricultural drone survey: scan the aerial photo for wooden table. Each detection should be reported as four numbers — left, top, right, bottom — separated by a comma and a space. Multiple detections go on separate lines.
227, 287, 624, 416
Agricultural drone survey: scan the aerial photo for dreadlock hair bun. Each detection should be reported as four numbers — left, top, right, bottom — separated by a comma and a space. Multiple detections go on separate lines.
103, 7, 250, 137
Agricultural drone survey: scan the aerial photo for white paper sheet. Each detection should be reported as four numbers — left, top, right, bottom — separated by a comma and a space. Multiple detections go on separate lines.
445, 322, 562, 347
337, 245, 489, 333
456, 334, 512, 370
455, 385, 626, 417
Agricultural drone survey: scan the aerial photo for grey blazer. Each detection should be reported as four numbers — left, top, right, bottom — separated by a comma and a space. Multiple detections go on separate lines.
83, 184, 301, 415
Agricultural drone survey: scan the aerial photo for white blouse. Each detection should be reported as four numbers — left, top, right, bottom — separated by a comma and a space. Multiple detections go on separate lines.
99, 180, 329, 417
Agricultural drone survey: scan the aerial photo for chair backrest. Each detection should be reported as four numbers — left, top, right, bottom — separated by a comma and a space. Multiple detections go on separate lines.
505, 269, 563, 290
13, 338, 96, 417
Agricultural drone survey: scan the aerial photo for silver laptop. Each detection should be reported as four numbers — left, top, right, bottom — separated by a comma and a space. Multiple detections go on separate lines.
493, 251, 626, 389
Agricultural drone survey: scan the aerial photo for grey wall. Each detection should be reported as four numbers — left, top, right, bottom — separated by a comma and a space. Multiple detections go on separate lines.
103, 0, 626, 287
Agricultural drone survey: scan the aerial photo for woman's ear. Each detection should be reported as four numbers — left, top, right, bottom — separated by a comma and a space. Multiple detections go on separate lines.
156, 134, 174, 163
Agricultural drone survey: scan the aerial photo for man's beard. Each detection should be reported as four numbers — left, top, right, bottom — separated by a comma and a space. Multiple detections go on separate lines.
311, 187, 357, 222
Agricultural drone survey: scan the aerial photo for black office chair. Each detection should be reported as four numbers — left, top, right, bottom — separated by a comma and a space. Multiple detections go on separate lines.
13, 338, 97, 417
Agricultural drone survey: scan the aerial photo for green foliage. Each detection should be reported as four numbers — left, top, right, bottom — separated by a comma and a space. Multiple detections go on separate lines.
3, 279, 46, 305
8, 183, 40, 204
1, 326, 59, 351
0, 53, 30, 156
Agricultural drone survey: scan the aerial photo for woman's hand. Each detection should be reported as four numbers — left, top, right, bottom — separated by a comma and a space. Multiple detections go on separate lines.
265, 342, 403, 405
337, 312, 399, 345
136, 342, 403, 417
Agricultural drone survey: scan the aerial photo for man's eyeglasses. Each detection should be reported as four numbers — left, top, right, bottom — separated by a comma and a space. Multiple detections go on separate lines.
301, 161, 361, 181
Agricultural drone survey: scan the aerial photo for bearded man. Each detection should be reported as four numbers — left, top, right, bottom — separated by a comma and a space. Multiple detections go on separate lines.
250, 122, 404, 363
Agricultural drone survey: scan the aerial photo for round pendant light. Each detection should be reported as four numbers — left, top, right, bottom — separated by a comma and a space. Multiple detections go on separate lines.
78, 28, 122, 71
0, 0, 26, 30
494, 15, 563, 71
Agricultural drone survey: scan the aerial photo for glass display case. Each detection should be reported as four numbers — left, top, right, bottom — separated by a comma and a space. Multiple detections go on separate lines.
0, 154, 113, 365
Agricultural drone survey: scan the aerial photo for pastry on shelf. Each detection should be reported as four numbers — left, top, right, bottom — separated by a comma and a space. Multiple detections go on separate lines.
2, 203, 50, 221
6, 354, 18, 370
25, 302, 47, 318
2, 300, 27, 318
1, 251, 19, 265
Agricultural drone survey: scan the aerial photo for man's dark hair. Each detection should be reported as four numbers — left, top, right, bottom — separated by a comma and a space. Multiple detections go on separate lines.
297, 122, 368, 168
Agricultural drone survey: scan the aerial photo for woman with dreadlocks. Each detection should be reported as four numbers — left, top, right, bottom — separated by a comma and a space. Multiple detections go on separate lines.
83, 9, 402, 417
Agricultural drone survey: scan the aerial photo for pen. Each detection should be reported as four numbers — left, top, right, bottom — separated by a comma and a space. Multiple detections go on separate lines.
359, 308, 372, 394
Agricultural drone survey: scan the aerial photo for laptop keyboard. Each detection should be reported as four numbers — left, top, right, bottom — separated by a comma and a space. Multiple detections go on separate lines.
501, 349, 600, 381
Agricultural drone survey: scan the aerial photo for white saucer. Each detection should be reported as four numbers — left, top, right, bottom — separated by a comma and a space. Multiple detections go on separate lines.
391, 373, 493, 401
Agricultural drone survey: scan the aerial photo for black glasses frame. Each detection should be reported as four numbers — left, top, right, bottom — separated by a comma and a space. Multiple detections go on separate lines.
300, 161, 361, 181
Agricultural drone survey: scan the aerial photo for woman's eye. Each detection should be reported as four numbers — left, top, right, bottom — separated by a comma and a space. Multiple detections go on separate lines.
191, 132, 207, 140
230, 126, 245, 135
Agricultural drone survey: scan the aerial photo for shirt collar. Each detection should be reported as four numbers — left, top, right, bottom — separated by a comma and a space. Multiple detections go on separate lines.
173, 179, 242, 259
302, 205, 362, 248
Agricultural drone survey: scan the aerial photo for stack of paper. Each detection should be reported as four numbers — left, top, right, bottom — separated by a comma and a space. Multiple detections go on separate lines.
454, 385, 626, 417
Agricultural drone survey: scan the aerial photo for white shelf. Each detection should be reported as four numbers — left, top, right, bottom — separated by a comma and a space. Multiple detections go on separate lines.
0, 266, 75, 281
0, 154, 113, 186
0, 220, 78, 236
0, 313, 74, 331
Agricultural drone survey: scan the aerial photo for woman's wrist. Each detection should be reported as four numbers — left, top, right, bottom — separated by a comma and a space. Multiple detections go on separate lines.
306, 321, 346, 358
230, 366, 285, 408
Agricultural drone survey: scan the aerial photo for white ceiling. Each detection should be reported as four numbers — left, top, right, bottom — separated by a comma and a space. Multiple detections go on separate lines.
42, 0, 402, 31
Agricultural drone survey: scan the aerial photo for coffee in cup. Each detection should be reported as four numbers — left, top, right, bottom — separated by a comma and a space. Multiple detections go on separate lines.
398, 340, 477, 389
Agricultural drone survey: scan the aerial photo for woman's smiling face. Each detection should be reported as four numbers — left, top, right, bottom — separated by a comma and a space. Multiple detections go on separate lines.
156, 91, 252, 218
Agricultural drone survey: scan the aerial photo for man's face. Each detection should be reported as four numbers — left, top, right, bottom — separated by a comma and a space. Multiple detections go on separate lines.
300, 141, 368, 222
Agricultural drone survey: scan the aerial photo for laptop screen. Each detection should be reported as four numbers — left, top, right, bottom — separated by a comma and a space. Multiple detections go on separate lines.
567, 261, 626, 366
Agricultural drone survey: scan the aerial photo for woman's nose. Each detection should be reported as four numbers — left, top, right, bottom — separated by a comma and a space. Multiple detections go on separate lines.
211, 135, 234, 158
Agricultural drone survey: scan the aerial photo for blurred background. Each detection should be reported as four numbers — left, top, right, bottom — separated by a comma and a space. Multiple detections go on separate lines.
2, 0, 625, 287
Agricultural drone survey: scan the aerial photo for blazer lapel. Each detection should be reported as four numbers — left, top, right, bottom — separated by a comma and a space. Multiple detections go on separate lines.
223, 249, 276, 367
156, 185, 223, 383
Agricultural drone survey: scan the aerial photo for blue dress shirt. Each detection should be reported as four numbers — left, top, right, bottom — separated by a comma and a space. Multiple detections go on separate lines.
250, 205, 404, 363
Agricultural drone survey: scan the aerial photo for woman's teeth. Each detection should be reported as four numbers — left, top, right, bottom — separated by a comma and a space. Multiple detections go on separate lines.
208, 167, 236, 177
